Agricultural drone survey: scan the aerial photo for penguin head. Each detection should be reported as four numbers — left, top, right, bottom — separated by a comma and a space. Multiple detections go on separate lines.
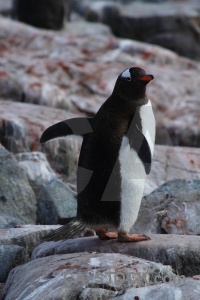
112, 67, 154, 105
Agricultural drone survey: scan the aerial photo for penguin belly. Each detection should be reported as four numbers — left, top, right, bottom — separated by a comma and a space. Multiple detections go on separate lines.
118, 136, 146, 233
118, 100, 155, 233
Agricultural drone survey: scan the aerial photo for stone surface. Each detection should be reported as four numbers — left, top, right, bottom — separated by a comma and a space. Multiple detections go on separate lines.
3, 252, 174, 300
16, 151, 77, 224
0, 245, 29, 283
0, 17, 199, 147
0, 144, 37, 227
16, 152, 58, 185
81, 0, 200, 60
144, 145, 200, 195
0, 225, 60, 254
32, 234, 200, 276
114, 277, 200, 300
0, 101, 81, 177
0, 214, 25, 229
133, 179, 200, 235
37, 178, 77, 225
13, 0, 65, 30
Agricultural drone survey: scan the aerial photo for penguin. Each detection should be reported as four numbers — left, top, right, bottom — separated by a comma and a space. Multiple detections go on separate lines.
40, 67, 155, 242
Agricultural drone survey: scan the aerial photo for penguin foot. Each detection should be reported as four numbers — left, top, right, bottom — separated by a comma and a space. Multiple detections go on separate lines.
97, 229, 118, 240
118, 233, 150, 243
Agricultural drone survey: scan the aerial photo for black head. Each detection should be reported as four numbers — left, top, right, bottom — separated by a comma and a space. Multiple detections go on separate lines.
112, 67, 154, 105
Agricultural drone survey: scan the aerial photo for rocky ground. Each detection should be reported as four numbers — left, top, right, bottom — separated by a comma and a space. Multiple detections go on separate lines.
0, 0, 200, 299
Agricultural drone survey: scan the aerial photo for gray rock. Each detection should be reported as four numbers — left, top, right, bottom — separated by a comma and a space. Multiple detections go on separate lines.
0, 214, 25, 229
0, 16, 199, 147
15, 151, 77, 225
133, 179, 200, 235
82, 1, 200, 60
32, 234, 200, 276
114, 277, 200, 300
144, 145, 200, 195
0, 145, 37, 226
0, 245, 29, 282
16, 152, 57, 185
37, 179, 77, 225
0, 0, 12, 15
13, 0, 65, 30
0, 225, 60, 254
3, 252, 174, 299
0, 101, 81, 177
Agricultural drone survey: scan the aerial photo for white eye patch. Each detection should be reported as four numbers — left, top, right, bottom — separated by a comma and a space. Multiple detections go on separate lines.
121, 69, 131, 79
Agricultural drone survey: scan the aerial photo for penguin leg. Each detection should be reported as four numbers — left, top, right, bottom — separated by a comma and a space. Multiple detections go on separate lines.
118, 232, 150, 242
96, 229, 118, 240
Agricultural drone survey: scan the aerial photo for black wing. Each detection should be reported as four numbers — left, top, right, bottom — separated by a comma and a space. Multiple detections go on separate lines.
40, 117, 93, 143
128, 124, 152, 175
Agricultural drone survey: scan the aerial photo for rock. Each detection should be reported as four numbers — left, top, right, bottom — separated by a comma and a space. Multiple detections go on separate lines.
37, 179, 77, 225
81, 1, 200, 60
3, 252, 174, 299
16, 152, 58, 185
0, 71, 23, 101
0, 283, 5, 300
0, 16, 199, 146
144, 145, 200, 195
0, 245, 29, 283
0, 101, 81, 177
114, 277, 200, 300
15, 151, 77, 225
32, 234, 200, 276
0, 0, 12, 16
0, 225, 60, 254
0, 144, 37, 226
133, 179, 200, 235
13, 0, 65, 30
0, 214, 25, 229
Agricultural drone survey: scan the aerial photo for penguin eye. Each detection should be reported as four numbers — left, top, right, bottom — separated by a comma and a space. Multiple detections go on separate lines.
126, 77, 131, 81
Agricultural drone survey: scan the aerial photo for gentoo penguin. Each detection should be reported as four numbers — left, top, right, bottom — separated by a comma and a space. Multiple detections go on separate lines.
40, 67, 155, 242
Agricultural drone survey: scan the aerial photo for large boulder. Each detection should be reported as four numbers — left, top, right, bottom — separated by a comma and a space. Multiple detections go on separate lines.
13, 0, 65, 30
0, 225, 60, 254
0, 245, 29, 283
145, 145, 200, 195
0, 101, 81, 177
16, 152, 77, 224
0, 144, 37, 227
0, 17, 199, 146
133, 179, 200, 235
32, 234, 200, 276
80, 0, 200, 60
3, 252, 174, 299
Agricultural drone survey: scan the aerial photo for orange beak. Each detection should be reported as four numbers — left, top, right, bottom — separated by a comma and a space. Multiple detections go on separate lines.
139, 74, 154, 82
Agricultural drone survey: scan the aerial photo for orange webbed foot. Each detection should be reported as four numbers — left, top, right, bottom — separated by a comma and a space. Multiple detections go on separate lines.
97, 229, 118, 240
118, 232, 150, 243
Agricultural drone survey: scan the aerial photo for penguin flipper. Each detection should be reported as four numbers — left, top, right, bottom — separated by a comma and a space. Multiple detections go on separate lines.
128, 125, 152, 175
41, 218, 87, 242
40, 117, 93, 143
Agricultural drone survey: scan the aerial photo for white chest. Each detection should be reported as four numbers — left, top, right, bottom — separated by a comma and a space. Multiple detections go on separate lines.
118, 100, 155, 233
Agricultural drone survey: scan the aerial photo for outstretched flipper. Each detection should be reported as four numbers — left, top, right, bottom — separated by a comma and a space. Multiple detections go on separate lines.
40, 117, 93, 143
42, 218, 87, 242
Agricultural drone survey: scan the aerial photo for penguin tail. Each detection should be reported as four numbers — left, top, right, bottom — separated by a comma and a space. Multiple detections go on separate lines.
42, 218, 87, 242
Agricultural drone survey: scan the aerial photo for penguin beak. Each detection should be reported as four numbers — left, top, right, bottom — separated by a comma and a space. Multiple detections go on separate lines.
139, 74, 154, 82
